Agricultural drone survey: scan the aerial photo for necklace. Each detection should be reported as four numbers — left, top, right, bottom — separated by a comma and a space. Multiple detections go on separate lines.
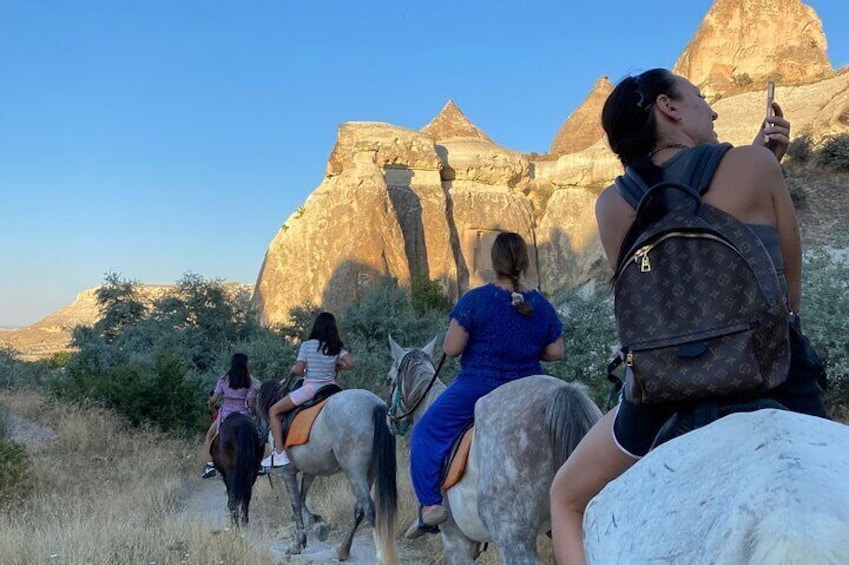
647, 143, 692, 158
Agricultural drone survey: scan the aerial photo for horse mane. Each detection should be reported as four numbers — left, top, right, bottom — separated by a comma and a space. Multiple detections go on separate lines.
257, 379, 287, 421
398, 349, 438, 401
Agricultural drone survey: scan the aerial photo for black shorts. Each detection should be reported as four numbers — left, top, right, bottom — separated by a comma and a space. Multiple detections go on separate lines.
613, 325, 828, 459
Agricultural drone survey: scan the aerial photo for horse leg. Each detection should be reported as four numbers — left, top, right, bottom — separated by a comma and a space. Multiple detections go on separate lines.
281, 470, 307, 554
440, 515, 479, 565
337, 472, 373, 561
300, 473, 328, 541
494, 533, 540, 565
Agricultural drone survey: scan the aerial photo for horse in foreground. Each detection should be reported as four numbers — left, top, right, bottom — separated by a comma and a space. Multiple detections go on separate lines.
256, 381, 397, 564
210, 412, 264, 527
584, 409, 849, 564
388, 337, 602, 565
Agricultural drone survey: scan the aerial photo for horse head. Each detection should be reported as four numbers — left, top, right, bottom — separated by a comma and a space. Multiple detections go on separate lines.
385, 335, 440, 436
255, 379, 287, 439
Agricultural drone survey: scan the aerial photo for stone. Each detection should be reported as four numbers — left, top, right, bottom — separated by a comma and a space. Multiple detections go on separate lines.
673, 0, 833, 100
549, 77, 613, 157
585, 409, 849, 564
421, 100, 493, 142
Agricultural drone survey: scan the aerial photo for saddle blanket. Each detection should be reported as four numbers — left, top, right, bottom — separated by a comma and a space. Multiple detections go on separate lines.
285, 398, 331, 448
443, 427, 474, 490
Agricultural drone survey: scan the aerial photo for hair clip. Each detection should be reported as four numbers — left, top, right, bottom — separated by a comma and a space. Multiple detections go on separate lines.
511, 292, 524, 307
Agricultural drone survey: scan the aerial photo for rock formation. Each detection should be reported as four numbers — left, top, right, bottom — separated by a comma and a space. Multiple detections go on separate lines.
549, 77, 613, 157
673, 0, 833, 99
254, 0, 849, 325
421, 100, 493, 142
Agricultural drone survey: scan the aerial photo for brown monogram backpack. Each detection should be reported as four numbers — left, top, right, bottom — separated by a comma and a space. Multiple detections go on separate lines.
611, 144, 790, 404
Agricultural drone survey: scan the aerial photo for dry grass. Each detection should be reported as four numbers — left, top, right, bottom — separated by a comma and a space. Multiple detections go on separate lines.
0, 390, 558, 564
0, 390, 276, 565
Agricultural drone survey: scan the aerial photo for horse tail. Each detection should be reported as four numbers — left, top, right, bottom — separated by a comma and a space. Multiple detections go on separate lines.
370, 404, 398, 565
544, 382, 603, 471
231, 416, 261, 524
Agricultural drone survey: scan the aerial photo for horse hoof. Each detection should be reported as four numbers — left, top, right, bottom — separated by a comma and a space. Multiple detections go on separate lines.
314, 522, 329, 542
336, 546, 350, 561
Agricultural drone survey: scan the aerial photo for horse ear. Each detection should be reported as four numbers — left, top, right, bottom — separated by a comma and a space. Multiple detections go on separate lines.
422, 335, 438, 359
388, 334, 406, 361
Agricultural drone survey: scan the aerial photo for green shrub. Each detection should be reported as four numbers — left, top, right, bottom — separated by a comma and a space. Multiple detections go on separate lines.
341, 277, 450, 393
816, 133, 849, 171
786, 135, 813, 163
545, 287, 616, 407
0, 437, 29, 496
801, 248, 849, 417
411, 275, 453, 316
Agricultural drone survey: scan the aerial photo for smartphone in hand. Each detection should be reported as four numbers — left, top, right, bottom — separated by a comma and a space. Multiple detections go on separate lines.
764, 81, 775, 143
765, 81, 775, 117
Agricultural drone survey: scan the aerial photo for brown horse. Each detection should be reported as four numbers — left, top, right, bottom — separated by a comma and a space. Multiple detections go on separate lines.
210, 412, 264, 527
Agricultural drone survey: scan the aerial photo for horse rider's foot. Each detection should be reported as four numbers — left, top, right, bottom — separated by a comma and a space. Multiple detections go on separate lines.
257, 466, 268, 476
404, 505, 447, 540
261, 449, 290, 469
201, 462, 216, 479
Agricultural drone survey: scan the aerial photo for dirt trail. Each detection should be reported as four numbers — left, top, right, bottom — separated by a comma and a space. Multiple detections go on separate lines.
180, 471, 410, 563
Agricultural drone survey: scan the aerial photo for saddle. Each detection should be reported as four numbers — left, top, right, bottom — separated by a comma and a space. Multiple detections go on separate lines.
281, 380, 342, 448
441, 425, 474, 490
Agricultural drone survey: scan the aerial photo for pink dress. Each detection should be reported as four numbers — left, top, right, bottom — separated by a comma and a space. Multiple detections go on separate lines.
214, 374, 256, 428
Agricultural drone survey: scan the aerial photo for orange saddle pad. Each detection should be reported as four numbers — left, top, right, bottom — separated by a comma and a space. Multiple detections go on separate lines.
442, 427, 474, 490
285, 398, 330, 448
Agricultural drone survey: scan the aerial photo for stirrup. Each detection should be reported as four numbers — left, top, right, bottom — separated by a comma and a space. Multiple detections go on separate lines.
404, 506, 442, 540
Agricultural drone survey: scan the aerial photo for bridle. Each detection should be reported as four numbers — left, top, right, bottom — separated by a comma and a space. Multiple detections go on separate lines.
386, 351, 446, 436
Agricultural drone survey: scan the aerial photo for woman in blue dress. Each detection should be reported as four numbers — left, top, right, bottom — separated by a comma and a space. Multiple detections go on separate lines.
407, 231, 565, 537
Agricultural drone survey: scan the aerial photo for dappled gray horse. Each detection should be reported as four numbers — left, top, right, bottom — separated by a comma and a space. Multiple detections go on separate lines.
256, 382, 397, 564
388, 337, 602, 565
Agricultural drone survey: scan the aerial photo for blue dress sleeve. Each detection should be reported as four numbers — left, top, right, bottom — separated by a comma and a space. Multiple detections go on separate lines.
449, 290, 476, 333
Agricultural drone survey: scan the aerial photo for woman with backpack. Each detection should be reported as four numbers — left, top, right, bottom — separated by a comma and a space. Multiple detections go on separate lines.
549, 68, 826, 565
261, 311, 354, 469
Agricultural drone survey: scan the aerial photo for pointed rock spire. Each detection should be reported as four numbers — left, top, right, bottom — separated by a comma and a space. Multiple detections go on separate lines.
421, 100, 493, 142
549, 76, 613, 157
673, 0, 832, 99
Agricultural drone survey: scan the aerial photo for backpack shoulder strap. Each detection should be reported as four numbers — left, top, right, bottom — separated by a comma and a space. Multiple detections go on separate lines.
614, 167, 650, 209
683, 143, 733, 194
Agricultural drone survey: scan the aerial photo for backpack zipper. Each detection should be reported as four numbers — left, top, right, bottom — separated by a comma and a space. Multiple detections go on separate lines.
629, 231, 738, 274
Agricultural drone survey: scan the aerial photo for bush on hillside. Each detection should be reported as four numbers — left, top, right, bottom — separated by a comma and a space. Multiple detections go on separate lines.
341, 277, 451, 393
0, 347, 62, 390
816, 133, 849, 172
57, 273, 282, 434
801, 248, 849, 418
411, 275, 453, 316
785, 135, 813, 163
544, 288, 617, 407
0, 438, 28, 498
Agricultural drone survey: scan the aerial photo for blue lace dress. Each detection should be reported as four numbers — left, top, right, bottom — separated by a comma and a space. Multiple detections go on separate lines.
410, 284, 563, 505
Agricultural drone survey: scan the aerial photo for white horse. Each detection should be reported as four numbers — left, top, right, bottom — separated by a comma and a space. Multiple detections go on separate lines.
388, 336, 602, 564
584, 409, 849, 564
256, 382, 397, 564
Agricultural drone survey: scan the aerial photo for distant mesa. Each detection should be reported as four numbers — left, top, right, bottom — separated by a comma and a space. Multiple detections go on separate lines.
421, 100, 493, 142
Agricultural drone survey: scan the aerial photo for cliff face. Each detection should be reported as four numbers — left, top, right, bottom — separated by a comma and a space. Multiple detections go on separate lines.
673, 0, 832, 99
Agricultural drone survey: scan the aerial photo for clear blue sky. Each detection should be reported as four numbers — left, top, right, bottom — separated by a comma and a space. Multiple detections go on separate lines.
1, 1, 847, 327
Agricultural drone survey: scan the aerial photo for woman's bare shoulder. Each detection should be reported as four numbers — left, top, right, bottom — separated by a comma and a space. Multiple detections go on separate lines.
720, 145, 782, 177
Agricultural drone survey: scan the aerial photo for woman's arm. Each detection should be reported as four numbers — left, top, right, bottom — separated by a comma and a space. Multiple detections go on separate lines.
767, 157, 802, 312
336, 354, 355, 371
207, 391, 221, 412
443, 318, 469, 357
541, 337, 565, 362
290, 360, 306, 376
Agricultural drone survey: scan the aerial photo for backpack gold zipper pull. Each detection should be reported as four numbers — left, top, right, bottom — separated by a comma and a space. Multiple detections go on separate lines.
633, 246, 652, 272
625, 351, 634, 366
